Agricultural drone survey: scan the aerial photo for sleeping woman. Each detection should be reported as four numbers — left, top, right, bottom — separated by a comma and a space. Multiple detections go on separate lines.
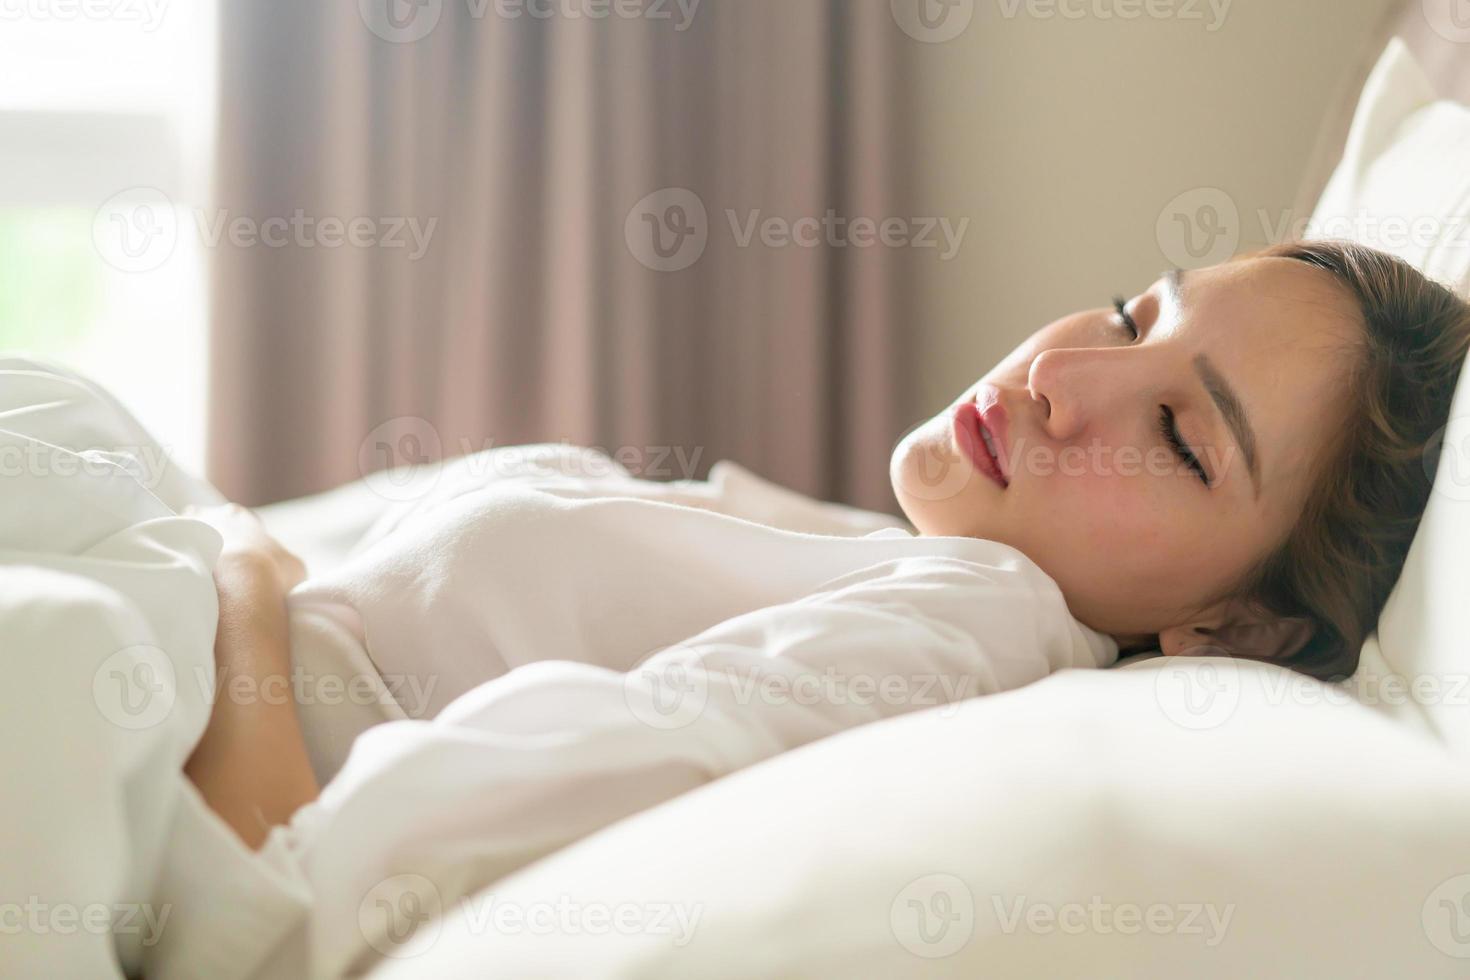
6, 239, 1468, 979
172, 238, 1470, 977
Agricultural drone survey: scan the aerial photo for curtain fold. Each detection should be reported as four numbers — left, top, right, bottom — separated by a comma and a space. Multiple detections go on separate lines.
210, 0, 913, 512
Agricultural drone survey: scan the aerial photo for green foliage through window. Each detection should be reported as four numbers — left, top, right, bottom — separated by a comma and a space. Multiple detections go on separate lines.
0, 208, 102, 353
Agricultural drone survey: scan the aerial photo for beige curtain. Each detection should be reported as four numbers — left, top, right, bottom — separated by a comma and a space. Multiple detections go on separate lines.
209, 0, 913, 512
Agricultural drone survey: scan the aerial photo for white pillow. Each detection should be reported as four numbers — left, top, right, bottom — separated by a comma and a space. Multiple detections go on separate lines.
1307, 38, 1470, 755
1310, 37, 1470, 295
368, 662, 1470, 979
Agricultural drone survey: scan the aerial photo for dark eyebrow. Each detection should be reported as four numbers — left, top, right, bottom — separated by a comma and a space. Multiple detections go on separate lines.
1162, 267, 1261, 497
1194, 353, 1261, 498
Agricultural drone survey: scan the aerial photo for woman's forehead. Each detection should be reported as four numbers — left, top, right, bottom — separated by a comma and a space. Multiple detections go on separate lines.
1172, 257, 1364, 492
1180, 257, 1363, 334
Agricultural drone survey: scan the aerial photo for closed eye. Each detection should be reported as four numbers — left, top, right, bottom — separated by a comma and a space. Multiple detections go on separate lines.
1158, 406, 1210, 487
1113, 294, 1207, 487
1113, 296, 1139, 340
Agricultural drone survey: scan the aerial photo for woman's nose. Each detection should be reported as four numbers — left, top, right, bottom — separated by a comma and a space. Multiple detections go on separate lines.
1027, 347, 1110, 443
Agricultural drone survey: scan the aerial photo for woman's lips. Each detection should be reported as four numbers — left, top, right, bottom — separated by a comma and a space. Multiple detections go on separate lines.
975, 386, 1012, 483
953, 399, 1009, 489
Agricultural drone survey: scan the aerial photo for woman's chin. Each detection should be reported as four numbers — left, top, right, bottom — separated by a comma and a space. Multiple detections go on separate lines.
890, 424, 992, 536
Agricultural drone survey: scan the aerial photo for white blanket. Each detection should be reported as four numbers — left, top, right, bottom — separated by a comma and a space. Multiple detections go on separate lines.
0, 357, 310, 980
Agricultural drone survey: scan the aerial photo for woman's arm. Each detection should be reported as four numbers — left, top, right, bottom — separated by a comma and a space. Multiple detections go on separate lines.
274, 552, 1114, 977
182, 504, 319, 850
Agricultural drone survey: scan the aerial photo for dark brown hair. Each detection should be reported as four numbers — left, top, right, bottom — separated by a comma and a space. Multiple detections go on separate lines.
1224, 240, 1470, 680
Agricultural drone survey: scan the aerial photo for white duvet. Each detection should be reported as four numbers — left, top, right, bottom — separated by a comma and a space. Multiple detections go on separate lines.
0, 357, 294, 980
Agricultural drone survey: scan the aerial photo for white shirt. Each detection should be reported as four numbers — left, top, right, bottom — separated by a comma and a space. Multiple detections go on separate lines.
268, 443, 1119, 977
0, 359, 1118, 979
283, 444, 1119, 781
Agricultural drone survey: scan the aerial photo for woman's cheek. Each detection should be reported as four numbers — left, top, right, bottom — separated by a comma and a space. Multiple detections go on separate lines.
1064, 469, 1161, 543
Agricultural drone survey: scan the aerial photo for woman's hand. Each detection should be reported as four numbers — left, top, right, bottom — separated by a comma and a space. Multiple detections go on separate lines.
183, 502, 306, 591
182, 501, 319, 848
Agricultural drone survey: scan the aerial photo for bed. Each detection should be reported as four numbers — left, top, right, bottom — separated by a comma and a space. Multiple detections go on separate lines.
247, 7, 1470, 977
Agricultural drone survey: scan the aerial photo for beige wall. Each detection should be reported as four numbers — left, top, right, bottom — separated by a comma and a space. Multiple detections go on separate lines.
905, 0, 1399, 417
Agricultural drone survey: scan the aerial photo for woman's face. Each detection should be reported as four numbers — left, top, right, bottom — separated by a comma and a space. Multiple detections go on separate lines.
891, 256, 1364, 645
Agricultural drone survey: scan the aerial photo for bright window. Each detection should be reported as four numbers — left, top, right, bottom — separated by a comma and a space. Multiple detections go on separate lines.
0, 2, 217, 475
